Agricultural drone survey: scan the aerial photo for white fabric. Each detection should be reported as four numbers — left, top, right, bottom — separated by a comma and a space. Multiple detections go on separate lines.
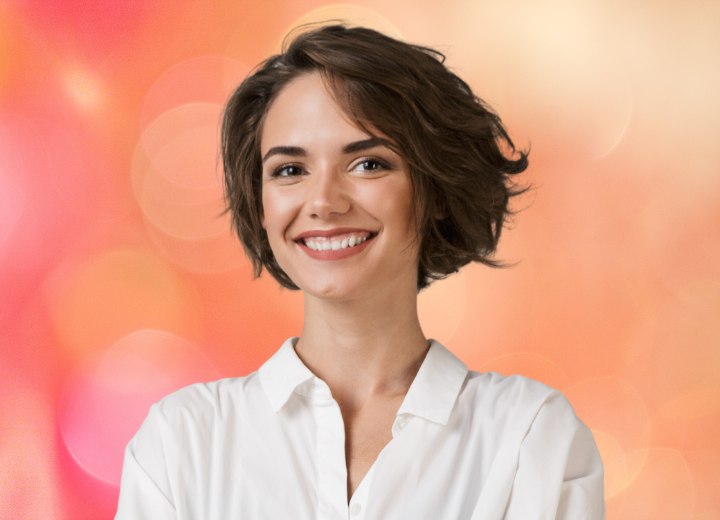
116, 338, 605, 519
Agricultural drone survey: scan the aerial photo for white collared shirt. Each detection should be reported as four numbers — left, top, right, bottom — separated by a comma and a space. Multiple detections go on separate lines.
116, 338, 605, 519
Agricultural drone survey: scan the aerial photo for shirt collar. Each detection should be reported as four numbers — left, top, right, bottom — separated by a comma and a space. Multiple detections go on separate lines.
397, 339, 468, 426
258, 337, 469, 425
258, 337, 317, 412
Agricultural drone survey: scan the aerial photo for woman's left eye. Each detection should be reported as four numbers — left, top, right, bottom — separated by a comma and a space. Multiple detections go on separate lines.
353, 158, 390, 173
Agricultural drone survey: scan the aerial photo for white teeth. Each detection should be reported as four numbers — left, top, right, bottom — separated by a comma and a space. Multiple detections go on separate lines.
303, 233, 370, 252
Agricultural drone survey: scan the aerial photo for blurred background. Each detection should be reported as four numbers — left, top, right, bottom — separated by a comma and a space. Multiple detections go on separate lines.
1, 0, 719, 518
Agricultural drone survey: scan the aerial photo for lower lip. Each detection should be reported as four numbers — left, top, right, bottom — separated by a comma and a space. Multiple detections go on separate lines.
297, 236, 375, 260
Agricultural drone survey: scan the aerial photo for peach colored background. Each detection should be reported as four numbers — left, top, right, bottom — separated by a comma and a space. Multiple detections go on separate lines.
2, 1, 719, 518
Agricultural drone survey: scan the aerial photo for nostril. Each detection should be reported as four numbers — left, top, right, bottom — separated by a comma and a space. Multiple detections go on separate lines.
307, 191, 351, 217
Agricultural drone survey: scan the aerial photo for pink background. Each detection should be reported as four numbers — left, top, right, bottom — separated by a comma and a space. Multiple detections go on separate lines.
2, 1, 719, 518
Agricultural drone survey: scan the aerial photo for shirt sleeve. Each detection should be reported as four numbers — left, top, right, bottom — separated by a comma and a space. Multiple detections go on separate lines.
503, 392, 605, 520
115, 404, 177, 520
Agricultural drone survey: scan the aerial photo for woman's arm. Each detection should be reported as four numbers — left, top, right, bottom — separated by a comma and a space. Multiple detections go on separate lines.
503, 392, 605, 519
115, 405, 176, 520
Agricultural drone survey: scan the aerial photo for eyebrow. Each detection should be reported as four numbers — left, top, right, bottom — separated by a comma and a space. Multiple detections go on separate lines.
261, 137, 394, 164
342, 137, 394, 154
261, 146, 305, 163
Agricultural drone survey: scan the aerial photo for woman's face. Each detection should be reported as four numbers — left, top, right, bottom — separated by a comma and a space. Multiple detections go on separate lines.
259, 72, 419, 302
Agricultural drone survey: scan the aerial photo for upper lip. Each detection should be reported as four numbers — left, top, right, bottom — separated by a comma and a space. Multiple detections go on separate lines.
293, 228, 377, 241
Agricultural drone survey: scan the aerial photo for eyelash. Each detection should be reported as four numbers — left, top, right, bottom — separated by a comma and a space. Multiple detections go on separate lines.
271, 164, 303, 178
353, 157, 392, 173
269, 157, 392, 178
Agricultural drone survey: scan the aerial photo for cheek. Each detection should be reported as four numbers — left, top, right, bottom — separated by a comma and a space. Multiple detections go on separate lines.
261, 189, 278, 228
261, 187, 295, 238
380, 179, 416, 233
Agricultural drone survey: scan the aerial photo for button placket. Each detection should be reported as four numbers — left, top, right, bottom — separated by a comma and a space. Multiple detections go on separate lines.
311, 382, 348, 519
346, 450, 378, 520
349, 502, 362, 517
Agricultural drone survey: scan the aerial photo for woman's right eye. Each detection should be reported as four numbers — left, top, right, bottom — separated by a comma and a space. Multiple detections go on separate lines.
271, 165, 303, 178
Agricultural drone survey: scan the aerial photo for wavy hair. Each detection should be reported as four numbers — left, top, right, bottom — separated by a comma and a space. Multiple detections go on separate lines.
222, 24, 528, 290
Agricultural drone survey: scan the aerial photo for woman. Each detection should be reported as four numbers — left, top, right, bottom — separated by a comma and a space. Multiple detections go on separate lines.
116, 24, 605, 519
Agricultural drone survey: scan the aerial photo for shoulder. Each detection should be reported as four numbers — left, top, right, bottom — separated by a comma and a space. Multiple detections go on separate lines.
146, 372, 264, 432
454, 371, 604, 516
455, 371, 583, 437
462, 370, 564, 412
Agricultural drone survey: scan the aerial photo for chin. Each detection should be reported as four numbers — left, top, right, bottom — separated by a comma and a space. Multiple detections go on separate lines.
292, 274, 363, 302
303, 283, 359, 302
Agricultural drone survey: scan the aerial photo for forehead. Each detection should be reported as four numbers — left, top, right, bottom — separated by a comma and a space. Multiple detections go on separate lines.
260, 72, 373, 153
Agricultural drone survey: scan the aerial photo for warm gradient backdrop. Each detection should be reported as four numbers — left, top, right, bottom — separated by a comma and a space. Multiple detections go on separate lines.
2, 1, 719, 518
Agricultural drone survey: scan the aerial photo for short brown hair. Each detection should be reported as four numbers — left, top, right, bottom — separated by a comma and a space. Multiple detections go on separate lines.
222, 24, 528, 290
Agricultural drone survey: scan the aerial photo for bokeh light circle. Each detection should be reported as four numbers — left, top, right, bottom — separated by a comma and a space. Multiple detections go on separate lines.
133, 101, 249, 273
61, 62, 105, 112
607, 448, 694, 519
564, 377, 652, 497
683, 450, 720, 518
444, 0, 633, 162
59, 329, 220, 485
140, 55, 250, 130
46, 248, 197, 357
624, 281, 720, 414
144, 221, 248, 274
132, 102, 227, 240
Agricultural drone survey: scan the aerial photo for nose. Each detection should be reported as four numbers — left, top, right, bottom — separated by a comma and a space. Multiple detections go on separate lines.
306, 168, 351, 219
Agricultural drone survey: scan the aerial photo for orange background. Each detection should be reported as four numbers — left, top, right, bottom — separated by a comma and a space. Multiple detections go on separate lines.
2, 1, 719, 518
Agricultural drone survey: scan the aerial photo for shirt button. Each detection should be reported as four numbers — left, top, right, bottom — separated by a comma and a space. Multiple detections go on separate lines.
396, 416, 408, 430
349, 502, 362, 516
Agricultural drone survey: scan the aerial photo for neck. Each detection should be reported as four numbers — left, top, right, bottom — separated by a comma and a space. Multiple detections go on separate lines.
295, 284, 428, 409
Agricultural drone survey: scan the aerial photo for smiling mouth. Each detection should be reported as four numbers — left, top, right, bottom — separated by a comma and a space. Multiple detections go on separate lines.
298, 232, 376, 252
